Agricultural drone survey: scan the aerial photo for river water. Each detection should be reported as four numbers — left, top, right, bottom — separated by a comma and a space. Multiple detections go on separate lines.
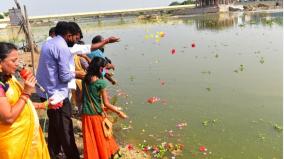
25, 10, 284, 158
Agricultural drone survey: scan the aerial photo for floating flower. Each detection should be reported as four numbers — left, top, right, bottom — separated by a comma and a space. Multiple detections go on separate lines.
159, 32, 165, 37
191, 43, 196, 48
168, 130, 174, 137
171, 49, 176, 55
176, 122, 187, 129
147, 97, 160, 104
199, 146, 207, 152
126, 144, 134, 150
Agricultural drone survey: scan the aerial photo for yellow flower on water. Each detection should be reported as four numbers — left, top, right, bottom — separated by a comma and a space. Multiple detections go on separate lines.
155, 38, 160, 43
144, 35, 149, 40
159, 32, 165, 37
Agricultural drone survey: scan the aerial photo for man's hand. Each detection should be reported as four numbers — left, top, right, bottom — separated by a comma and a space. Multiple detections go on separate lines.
107, 36, 120, 43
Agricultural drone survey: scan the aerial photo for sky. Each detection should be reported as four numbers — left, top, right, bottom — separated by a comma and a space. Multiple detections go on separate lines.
0, 0, 184, 16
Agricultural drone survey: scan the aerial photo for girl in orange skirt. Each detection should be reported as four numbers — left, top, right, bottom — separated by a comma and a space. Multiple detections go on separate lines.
82, 57, 127, 159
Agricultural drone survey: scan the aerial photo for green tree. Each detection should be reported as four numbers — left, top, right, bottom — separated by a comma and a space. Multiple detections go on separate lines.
4, 12, 9, 17
169, 0, 195, 6
169, 1, 181, 6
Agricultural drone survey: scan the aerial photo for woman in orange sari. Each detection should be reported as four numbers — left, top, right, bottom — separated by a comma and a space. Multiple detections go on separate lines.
0, 42, 50, 159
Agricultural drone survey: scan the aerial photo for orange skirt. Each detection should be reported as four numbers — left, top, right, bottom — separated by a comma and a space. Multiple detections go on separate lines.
82, 114, 119, 159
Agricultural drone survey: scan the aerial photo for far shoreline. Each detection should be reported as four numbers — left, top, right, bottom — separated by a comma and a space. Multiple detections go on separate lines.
0, 1, 282, 27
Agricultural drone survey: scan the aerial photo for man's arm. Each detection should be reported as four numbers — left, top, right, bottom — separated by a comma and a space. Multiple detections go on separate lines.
90, 36, 120, 51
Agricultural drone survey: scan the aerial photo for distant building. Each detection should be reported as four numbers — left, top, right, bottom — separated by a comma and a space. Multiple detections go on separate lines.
196, 0, 238, 7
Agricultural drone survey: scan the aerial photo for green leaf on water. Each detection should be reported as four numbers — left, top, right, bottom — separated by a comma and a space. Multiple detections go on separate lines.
257, 133, 265, 141
260, 57, 264, 64
129, 75, 135, 81
273, 124, 283, 132
202, 120, 209, 126
206, 87, 211, 91
239, 64, 244, 71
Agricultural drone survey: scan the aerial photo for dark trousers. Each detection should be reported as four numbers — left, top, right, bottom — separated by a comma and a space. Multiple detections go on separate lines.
41, 98, 80, 159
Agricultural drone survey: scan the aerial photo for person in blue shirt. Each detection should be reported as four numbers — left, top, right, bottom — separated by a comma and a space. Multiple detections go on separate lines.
87, 35, 117, 85
36, 21, 85, 159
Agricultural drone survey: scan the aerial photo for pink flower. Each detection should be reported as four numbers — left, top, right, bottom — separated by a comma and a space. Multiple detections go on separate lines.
191, 43, 196, 48
126, 144, 134, 150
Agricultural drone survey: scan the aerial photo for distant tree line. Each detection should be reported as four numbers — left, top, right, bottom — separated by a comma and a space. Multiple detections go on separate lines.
0, 12, 9, 19
169, 0, 195, 6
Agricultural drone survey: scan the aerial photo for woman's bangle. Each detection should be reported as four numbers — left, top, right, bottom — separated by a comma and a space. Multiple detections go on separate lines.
19, 95, 28, 103
21, 92, 31, 97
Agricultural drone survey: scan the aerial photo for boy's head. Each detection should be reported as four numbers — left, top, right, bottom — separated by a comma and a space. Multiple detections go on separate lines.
92, 35, 103, 44
92, 35, 104, 52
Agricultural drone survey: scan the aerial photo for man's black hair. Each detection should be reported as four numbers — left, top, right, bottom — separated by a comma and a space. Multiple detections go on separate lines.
69, 22, 83, 39
55, 21, 77, 36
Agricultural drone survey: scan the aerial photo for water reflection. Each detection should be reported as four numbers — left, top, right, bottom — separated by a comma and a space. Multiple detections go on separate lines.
82, 11, 283, 31
181, 11, 283, 30
0, 11, 282, 47
192, 13, 237, 30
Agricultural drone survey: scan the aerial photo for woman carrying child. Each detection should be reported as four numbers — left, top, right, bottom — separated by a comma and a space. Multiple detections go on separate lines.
82, 57, 127, 159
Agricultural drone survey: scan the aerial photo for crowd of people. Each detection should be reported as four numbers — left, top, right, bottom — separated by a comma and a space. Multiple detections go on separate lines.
0, 21, 127, 159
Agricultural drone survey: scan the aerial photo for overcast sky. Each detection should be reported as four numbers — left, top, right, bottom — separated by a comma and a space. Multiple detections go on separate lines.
0, 0, 184, 16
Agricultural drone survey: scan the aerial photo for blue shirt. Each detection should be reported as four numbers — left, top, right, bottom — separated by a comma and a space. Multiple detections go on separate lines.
87, 49, 105, 59
36, 35, 75, 98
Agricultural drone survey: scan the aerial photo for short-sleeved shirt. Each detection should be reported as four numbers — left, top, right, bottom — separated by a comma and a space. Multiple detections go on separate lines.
82, 79, 107, 115
87, 49, 104, 59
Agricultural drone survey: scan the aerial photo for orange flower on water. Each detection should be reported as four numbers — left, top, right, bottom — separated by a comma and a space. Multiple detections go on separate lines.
147, 97, 160, 104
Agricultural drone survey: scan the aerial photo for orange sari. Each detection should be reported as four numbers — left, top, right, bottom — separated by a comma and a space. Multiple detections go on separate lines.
0, 77, 50, 159
82, 114, 119, 159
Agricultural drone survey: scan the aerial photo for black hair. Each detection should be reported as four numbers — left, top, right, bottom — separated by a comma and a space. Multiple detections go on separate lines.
49, 27, 55, 36
55, 21, 77, 36
0, 42, 17, 61
0, 42, 17, 84
92, 35, 103, 44
69, 21, 83, 39
84, 57, 107, 84
91, 35, 104, 52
